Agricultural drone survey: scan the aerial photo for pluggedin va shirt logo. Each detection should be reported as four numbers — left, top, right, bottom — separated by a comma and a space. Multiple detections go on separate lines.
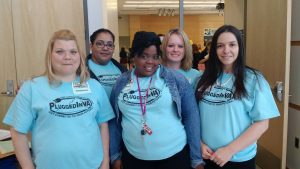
49, 96, 93, 118
202, 85, 234, 105
97, 74, 120, 86
121, 88, 161, 106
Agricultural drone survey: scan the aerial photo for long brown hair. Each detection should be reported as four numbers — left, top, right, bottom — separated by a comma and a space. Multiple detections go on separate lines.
196, 25, 258, 101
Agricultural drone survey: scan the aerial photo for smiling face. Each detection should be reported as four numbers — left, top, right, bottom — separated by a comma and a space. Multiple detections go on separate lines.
51, 40, 80, 81
216, 32, 239, 72
134, 45, 160, 77
165, 33, 185, 65
90, 32, 115, 65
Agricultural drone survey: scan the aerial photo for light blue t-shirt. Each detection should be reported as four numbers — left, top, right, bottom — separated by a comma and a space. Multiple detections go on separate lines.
118, 66, 186, 160
3, 76, 115, 169
178, 68, 201, 89
199, 70, 280, 162
88, 59, 122, 97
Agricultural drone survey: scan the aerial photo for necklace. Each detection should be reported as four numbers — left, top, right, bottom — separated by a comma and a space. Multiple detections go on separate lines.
216, 75, 233, 87
135, 72, 153, 136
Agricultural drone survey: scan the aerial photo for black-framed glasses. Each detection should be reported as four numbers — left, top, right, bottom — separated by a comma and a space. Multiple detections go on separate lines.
94, 40, 115, 49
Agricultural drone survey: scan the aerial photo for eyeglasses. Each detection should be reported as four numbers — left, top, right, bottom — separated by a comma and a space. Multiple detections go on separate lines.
138, 54, 160, 61
94, 40, 115, 49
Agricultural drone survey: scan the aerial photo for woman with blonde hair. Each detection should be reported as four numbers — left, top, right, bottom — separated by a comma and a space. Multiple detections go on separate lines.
3, 29, 115, 169
161, 28, 201, 88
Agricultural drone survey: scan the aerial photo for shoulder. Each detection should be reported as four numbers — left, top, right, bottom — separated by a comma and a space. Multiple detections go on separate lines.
87, 78, 100, 87
189, 68, 202, 76
111, 58, 128, 72
86, 78, 107, 94
162, 66, 190, 85
17, 76, 45, 98
114, 70, 132, 86
245, 68, 270, 91
161, 66, 183, 78
245, 68, 265, 83
29, 76, 48, 86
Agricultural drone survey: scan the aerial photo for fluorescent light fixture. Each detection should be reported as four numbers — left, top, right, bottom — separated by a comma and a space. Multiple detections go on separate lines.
123, 4, 179, 8
123, 4, 216, 8
126, 1, 176, 4
125, 1, 219, 4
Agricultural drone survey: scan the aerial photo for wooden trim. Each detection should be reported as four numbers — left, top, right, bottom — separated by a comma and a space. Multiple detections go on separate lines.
289, 102, 300, 111
256, 144, 281, 169
291, 41, 300, 46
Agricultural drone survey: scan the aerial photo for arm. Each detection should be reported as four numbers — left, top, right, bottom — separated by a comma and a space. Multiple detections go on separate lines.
108, 118, 122, 168
198, 57, 208, 64
111, 159, 122, 169
10, 128, 35, 169
179, 78, 204, 169
210, 120, 269, 167
99, 122, 110, 169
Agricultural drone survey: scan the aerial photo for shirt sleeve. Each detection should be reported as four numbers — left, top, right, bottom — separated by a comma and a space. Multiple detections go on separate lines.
249, 74, 280, 121
2, 81, 35, 134
95, 83, 115, 124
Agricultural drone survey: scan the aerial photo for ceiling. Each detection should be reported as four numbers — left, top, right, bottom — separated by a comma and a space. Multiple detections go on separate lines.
118, 0, 224, 15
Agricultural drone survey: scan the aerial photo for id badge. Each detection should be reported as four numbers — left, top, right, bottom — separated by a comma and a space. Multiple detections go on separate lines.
72, 82, 91, 94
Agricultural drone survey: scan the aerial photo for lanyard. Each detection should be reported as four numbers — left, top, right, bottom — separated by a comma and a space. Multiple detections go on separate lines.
135, 73, 153, 117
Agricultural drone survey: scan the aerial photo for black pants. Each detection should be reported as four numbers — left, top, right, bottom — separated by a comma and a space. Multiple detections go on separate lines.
122, 145, 190, 169
204, 157, 256, 169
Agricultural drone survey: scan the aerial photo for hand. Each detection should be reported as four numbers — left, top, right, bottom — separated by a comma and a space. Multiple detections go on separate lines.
201, 142, 214, 159
99, 160, 109, 169
195, 164, 204, 169
209, 146, 234, 167
112, 159, 122, 169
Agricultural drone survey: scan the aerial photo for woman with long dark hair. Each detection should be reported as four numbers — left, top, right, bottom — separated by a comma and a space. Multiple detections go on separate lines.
196, 25, 279, 169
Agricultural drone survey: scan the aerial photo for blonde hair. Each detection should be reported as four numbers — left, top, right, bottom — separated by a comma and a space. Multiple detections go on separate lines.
44, 29, 89, 85
161, 28, 193, 70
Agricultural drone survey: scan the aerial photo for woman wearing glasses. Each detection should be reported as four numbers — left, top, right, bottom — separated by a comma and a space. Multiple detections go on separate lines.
109, 31, 204, 169
86, 28, 127, 97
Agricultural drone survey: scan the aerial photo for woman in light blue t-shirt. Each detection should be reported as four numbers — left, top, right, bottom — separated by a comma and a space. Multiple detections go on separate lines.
109, 31, 204, 169
161, 28, 201, 89
3, 30, 115, 169
195, 25, 280, 169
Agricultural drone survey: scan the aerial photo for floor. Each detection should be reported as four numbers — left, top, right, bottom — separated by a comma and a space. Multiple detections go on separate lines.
256, 164, 262, 169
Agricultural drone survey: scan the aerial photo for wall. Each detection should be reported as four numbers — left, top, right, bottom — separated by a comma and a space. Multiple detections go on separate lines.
0, 0, 85, 129
245, 0, 290, 168
128, 14, 224, 49
118, 15, 130, 52
86, 0, 119, 61
224, 0, 244, 29
118, 15, 130, 37
287, 0, 300, 168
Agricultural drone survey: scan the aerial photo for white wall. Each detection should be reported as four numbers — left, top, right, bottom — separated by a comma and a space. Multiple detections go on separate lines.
86, 0, 119, 61
286, 0, 300, 168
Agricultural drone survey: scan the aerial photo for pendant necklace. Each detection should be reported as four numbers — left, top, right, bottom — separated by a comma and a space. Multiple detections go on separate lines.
216, 74, 233, 87
136, 72, 153, 136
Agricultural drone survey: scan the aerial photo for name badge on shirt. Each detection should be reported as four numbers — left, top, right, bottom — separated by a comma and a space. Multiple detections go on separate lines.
72, 82, 91, 94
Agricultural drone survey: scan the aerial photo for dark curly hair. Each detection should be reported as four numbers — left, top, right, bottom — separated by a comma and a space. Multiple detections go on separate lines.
130, 31, 161, 58
90, 28, 115, 44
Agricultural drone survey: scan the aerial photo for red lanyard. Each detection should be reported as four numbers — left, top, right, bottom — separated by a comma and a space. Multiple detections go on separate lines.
135, 73, 153, 117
